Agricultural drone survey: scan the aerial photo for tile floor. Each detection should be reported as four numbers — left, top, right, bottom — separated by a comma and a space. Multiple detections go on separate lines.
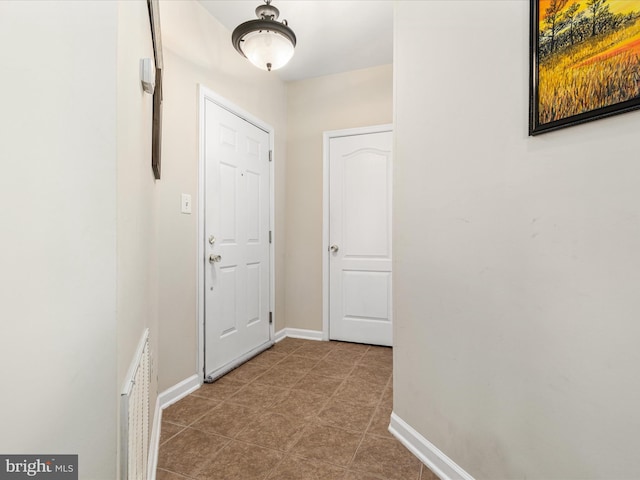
157, 338, 438, 480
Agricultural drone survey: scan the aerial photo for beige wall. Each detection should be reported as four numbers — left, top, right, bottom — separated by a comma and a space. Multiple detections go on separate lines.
285, 65, 393, 332
394, 1, 640, 478
157, 1, 288, 391
0, 2, 118, 478
116, 0, 159, 474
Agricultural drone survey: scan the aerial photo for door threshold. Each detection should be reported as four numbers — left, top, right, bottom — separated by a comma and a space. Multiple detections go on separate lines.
204, 340, 274, 383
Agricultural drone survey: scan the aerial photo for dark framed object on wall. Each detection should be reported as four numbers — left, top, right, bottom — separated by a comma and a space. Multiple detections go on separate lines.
530, 0, 640, 135
148, 0, 163, 179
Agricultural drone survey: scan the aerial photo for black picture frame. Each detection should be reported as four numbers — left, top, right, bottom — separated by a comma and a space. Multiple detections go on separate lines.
148, 0, 163, 179
530, 0, 640, 135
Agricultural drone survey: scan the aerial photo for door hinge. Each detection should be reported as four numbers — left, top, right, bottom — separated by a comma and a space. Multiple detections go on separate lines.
269, 230, 272, 244
269, 312, 273, 324
269, 150, 273, 162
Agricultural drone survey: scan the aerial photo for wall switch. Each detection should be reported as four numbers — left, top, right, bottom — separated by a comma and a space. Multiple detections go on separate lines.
181, 194, 192, 214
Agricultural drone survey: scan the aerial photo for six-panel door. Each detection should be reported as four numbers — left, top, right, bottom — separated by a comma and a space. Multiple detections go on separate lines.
204, 99, 271, 376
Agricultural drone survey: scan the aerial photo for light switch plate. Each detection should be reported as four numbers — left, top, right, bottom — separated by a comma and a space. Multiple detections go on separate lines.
181, 194, 192, 214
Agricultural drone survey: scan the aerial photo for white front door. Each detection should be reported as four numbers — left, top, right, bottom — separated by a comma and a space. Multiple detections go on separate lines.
328, 129, 393, 346
204, 99, 271, 378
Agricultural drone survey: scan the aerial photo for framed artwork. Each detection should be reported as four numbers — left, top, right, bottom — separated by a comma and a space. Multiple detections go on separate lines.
148, 0, 163, 179
530, 0, 640, 135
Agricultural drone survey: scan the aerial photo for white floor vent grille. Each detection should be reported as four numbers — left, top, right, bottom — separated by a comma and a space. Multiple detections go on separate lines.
121, 329, 150, 480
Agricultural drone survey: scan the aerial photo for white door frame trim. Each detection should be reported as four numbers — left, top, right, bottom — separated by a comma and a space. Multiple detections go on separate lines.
322, 124, 393, 341
197, 84, 276, 380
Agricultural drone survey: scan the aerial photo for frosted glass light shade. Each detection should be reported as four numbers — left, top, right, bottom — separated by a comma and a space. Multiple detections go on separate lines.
231, 2, 296, 73
241, 30, 295, 71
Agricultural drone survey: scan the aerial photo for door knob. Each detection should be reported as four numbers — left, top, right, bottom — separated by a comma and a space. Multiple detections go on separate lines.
209, 254, 222, 263
330, 244, 339, 253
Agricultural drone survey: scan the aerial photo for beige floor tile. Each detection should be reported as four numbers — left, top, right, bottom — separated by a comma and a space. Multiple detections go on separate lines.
347, 365, 392, 386
310, 359, 356, 379
333, 378, 385, 407
266, 455, 346, 480
324, 348, 367, 364
275, 354, 322, 372
317, 397, 377, 432
358, 348, 392, 369
195, 440, 283, 480
269, 388, 330, 419
294, 342, 336, 359
162, 395, 218, 426
290, 422, 362, 467
160, 422, 185, 446
366, 404, 393, 438
330, 341, 370, 354
157, 427, 230, 477
292, 373, 345, 397
269, 337, 306, 354
236, 411, 307, 451
157, 339, 400, 479
362, 345, 392, 359
356, 355, 393, 372
381, 384, 393, 408
246, 350, 289, 369
190, 377, 246, 402
223, 362, 269, 383
226, 382, 290, 410
350, 434, 421, 480
156, 468, 191, 480
193, 402, 259, 438
253, 364, 308, 388
343, 471, 386, 480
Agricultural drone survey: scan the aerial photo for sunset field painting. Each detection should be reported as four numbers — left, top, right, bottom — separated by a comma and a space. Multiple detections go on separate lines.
530, 0, 640, 134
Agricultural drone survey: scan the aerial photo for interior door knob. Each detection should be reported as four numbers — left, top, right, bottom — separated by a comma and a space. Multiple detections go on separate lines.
209, 254, 222, 263
330, 244, 339, 253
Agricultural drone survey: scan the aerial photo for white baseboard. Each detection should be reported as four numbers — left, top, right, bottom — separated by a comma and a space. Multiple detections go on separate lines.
275, 328, 324, 342
146, 397, 161, 480
389, 412, 475, 480
158, 374, 201, 410
147, 374, 201, 480
274, 328, 287, 342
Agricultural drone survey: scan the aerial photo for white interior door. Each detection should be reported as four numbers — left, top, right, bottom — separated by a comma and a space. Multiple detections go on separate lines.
204, 99, 271, 377
329, 129, 393, 346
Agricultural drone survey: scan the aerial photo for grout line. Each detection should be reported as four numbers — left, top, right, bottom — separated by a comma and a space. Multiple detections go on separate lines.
220, 435, 292, 455
177, 424, 236, 444
262, 457, 285, 480
284, 451, 354, 471
158, 423, 187, 447
252, 341, 302, 480
158, 429, 233, 479
177, 402, 223, 430
271, 344, 357, 471
344, 353, 393, 473
157, 467, 196, 479
157, 339, 394, 479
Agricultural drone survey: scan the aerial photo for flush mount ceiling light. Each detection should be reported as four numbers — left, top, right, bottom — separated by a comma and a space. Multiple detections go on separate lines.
231, 0, 296, 72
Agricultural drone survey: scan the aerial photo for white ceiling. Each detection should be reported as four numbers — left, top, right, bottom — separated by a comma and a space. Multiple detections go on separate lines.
198, 0, 393, 82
